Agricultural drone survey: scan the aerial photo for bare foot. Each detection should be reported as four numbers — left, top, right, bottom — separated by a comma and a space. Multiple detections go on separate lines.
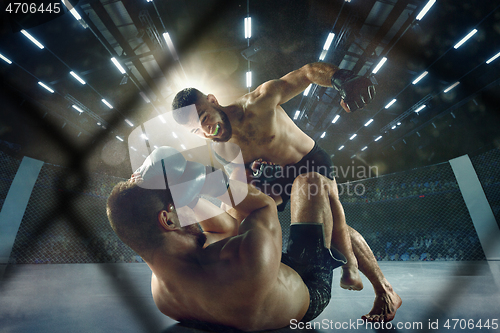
362, 289, 402, 322
340, 266, 364, 291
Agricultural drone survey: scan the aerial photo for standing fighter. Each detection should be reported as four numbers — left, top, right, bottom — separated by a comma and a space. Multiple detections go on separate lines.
171, 62, 401, 322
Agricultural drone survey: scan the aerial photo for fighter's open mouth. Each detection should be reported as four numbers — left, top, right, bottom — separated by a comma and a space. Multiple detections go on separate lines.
207, 123, 220, 137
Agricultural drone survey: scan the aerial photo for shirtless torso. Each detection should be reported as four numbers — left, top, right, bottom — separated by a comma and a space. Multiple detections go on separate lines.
223, 90, 315, 167
148, 191, 310, 331
183, 63, 342, 168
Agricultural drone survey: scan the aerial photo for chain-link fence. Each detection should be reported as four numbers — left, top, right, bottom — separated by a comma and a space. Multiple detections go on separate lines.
340, 161, 486, 262
5, 148, 500, 264
8, 162, 139, 264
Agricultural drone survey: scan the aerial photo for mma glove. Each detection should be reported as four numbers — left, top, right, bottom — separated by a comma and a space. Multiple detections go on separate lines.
331, 69, 376, 112
251, 159, 282, 183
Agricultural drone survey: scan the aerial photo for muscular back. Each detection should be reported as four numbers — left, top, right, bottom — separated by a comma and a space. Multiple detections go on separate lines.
151, 255, 309, 331
149, 201, 310, 331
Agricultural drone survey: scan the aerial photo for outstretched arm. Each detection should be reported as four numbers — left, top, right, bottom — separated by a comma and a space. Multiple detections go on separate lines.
255, 62, 374, 113
254, 62, 339, 107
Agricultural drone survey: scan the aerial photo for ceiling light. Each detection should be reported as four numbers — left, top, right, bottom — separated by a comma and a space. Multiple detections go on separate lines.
180, 144, 186, 150
397, 122, 401, 125
412, 71, 428, 84
350, 154, 356, 159
415, 105, 426, 113
246, 71, 252, 88
349, 134, 357, 140
244, 17, 252, 39
111, 57, 126, 74
130, 146, 137, 151
486, 51, 500, 64
163, 32, 179, 60
320, 132, 326, 138
375, 136, 382, 141
116, 136, 124, 142
172, 132, 178, 138
454, 29, 478, 49
303, 84, 312, 96
361, 146, 368, 151
319, 50, 328, 61
323, 33, 335, 51
38, 82, 54, 93
338, 145, 344, 150
159, 115, 166, 123
416, 0, 436, 20
385, 99, 397, 109
72, 105, 83, 113
364, 119, 373, 126
61, 0, 82, 20
444, 81, 460, 93
20, 29, 44, 49
125, 119, 134, 127
70, 71, 86, 84
372, 57, 387, 74
392, 125, 397, 129
101, 99, 113, 109
332, 115, 340, 123
0, 53, 12, 64
141, 134, 148, 140
293, 110, 300, 120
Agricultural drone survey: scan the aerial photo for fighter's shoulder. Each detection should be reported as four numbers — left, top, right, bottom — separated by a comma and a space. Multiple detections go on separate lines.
243, 80, 282, 110
249, 79, 283, 101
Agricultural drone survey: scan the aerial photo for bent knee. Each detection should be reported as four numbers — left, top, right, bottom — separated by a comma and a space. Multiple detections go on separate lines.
293, 172, 324, 186
292, 172, 329, 195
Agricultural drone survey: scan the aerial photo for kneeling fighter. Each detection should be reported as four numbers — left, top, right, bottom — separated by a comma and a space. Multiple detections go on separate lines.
171, 62, 401, 321
107, 147, 355, 331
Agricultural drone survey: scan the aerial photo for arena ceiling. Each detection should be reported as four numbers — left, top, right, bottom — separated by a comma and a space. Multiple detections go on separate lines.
1, 0, 499, 181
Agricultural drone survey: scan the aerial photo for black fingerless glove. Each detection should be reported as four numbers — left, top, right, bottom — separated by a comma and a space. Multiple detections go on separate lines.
252, 163, 283, 184
331, 69, 376, 112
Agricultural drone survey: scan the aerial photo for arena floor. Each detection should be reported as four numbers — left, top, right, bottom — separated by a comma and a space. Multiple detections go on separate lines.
1, 261, 499, 333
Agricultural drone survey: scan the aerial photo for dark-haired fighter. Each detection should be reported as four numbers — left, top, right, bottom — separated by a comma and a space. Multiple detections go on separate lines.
171, 62, 401, 322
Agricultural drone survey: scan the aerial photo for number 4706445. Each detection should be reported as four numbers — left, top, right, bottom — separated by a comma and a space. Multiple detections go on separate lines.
6, 2, 61, 14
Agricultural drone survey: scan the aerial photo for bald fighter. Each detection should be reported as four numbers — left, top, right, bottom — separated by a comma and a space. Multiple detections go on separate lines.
107, 147, 353, 331
171, 62, 401, 321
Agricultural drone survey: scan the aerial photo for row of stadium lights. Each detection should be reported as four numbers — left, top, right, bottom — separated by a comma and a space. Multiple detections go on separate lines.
3, 0, 498, 148
290, 0, 500, 158
0, 0, 178, 142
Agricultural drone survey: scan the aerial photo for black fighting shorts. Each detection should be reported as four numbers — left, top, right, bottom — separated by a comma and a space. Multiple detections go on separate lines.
281, 223, 346, 322
253, 142, 335, 211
